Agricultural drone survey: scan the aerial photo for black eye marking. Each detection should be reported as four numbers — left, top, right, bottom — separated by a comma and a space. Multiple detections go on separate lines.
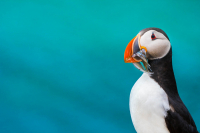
151, 32, 156, 40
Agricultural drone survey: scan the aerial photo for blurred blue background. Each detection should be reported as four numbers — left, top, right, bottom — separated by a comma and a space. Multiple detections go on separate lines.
0, 0, 200, 133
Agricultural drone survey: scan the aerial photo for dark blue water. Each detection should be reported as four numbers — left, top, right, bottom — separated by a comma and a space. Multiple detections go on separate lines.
0, 0, 200, 133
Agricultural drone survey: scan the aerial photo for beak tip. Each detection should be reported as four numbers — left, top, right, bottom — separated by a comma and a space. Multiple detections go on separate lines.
124, 57, 130, 63
124, 57, 135, 63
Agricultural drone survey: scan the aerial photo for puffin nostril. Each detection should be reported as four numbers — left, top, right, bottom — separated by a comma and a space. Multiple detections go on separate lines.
151, 33, 156, 40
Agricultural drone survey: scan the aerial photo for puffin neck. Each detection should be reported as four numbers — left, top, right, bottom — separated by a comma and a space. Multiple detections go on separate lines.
148, 48, 178, 95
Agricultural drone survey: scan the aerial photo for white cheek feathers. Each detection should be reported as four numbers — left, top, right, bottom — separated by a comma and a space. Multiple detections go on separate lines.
140, 30, 171, 60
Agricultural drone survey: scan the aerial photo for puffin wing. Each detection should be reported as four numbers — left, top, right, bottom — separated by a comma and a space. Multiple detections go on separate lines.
165, 98, 198, 133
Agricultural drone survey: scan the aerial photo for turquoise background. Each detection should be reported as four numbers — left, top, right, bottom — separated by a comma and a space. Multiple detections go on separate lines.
0, 0, 200, 133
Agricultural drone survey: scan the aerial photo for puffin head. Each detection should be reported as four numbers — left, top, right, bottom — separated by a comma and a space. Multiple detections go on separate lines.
124, 28, 171, 73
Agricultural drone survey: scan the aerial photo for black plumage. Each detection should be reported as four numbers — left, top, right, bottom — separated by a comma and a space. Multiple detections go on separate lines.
149, 48, 198, 133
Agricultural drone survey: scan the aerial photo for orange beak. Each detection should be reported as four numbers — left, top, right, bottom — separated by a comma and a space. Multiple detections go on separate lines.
124, 34, 147, 63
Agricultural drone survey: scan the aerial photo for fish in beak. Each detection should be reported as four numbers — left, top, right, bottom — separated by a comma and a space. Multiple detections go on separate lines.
124, 34, 152, 73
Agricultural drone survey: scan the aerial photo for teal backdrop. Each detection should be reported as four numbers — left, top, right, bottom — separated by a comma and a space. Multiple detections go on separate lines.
0, 0, 200, 133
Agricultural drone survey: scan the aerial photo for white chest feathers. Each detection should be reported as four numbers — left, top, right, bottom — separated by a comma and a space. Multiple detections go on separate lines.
129, 73, 170, 133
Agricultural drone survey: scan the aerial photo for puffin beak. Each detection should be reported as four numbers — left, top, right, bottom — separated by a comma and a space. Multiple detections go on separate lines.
124, 34, 152, 73
124, 34, 147, 63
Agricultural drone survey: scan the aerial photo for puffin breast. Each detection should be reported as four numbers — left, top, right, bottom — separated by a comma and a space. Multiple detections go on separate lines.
129, 73, 170, 133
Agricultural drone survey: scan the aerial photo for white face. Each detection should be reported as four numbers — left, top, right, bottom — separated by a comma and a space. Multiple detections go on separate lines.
140, 30, 171, 60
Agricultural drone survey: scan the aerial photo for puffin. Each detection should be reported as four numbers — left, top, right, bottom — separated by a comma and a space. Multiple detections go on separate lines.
124, 28, 198, 133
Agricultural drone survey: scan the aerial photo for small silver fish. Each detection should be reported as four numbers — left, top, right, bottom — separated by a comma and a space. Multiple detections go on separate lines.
132, 49, 153, 74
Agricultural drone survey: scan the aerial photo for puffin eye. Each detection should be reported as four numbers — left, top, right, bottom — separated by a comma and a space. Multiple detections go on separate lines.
151, 33, 156, 40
